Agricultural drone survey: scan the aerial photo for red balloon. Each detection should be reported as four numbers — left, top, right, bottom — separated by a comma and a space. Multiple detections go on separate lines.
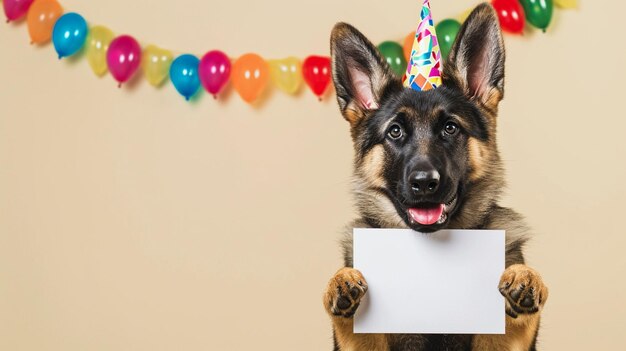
199, 50, 231, 98
492, 0, 526, 34
3, 0, 34, 22
106, 35, 142, 87
302, 55, 331, 100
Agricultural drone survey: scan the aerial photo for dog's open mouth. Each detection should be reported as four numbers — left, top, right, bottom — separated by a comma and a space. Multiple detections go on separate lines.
406, 196, 457, 227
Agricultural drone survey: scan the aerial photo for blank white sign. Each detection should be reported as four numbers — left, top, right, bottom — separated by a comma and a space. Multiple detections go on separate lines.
353, 228, 505, 334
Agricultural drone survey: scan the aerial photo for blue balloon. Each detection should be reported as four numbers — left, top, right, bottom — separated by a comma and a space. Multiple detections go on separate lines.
52, 13, 88, 59
170, 54, 201, 101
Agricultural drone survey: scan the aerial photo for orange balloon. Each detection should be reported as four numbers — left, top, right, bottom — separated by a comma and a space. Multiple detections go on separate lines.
27, 0, 63, 45
403, 32, 413, 63
231, 53, 269, 104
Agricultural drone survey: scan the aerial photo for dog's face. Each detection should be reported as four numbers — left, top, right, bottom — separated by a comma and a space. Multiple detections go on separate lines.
331, 4, 506, 232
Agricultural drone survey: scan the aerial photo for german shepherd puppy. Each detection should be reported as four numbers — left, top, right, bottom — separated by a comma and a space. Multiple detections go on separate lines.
323, 4, 548, 351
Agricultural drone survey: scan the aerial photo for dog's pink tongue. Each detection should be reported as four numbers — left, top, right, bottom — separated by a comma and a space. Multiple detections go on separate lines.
408, 205, 444, 225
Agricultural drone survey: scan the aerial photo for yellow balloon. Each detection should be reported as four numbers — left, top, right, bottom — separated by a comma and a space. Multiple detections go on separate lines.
85, 26, 115, 77
457, 7, 474, 23
268, 57, 302, 95
142, 45, 174, 87
554, 0, 577, 8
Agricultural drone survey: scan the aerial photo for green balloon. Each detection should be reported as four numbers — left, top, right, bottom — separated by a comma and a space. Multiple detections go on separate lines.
520, 0, 553, 32
377, 41, 407, 77
435, 19, 462, 60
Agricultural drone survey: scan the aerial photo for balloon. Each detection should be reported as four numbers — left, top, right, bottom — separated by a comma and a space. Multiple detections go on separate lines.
377, 41, 406, 76
268, 57, 302, 95
106, 35, 142, 87
519, 0, 553, 32
403, 32, 413, 62
52, 13, 88, 59
198, 50, 231, 98
492, 0, 526, 35
142, 45, 173, 87
435, 19, 461, 60
302, 55, 331, 100
231, 53, 269, 103
456, 7, 474, 23
554, 0, 576, 8
3, 0, 34, 22
169, 54, 201, 101
85, 25, 114, 76
26, 0, 63, 44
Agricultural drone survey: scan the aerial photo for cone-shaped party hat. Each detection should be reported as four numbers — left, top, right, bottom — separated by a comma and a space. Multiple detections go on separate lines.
403, 0, 442, 91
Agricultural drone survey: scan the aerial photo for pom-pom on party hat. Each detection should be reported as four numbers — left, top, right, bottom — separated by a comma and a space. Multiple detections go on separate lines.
403, 0, 442, 91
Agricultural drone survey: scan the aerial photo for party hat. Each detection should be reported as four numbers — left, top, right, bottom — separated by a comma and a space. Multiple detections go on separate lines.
403, 0, 442, 91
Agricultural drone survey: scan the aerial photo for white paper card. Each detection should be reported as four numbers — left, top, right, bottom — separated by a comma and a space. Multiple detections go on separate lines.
353, 228, 505, 334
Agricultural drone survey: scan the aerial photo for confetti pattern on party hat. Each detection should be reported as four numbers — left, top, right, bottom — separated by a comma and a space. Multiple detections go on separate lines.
403, 0, 442, 91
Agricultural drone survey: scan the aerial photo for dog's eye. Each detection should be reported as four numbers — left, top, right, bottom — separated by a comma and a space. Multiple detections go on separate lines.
444, 121, 459, 136
387, 124, 403, 140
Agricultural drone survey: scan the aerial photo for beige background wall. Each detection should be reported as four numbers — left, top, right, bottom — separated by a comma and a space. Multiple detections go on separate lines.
1, 0, 624, 349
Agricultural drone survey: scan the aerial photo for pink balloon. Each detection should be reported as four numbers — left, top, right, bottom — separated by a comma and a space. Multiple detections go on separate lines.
3, 0, 34, 22
106, 35, 142, 87
199, 50, 231, 98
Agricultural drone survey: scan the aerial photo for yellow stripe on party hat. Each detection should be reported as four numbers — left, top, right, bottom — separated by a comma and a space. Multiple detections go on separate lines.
403, 0, 442, 91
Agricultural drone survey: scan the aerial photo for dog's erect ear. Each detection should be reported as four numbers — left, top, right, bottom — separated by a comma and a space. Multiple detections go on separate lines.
331, 23, 402, 126
443, 3, 505, 113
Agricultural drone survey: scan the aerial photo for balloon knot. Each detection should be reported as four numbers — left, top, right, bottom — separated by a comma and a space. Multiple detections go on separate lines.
542, 29, 547, 34
117, 83, 122, 89
6, 19, 10, 24
317, 96, 322, 102
213, 95, 217, 100
30, 41, 34, 45
185, 96, 190, 101
58, 55, 63, 60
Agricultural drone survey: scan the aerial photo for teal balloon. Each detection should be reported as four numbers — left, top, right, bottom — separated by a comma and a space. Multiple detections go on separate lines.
52, 13, 88, 59
436, 19, 461, 60
377, 41, 406, 77
170, 54, 201, 101
520, 0, 554, 32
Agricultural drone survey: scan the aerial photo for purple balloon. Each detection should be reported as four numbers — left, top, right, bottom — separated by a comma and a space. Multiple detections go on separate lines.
106, 35, 142, 87
3, 0, 34, 22
199, 50, 231, 98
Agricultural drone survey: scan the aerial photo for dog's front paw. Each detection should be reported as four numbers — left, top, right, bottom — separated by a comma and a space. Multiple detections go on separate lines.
499, 264, 548, 318
324, 267, 368, 318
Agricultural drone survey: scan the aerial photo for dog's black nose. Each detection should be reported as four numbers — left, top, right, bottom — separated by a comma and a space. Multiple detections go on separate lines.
409, 168, 440, 195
